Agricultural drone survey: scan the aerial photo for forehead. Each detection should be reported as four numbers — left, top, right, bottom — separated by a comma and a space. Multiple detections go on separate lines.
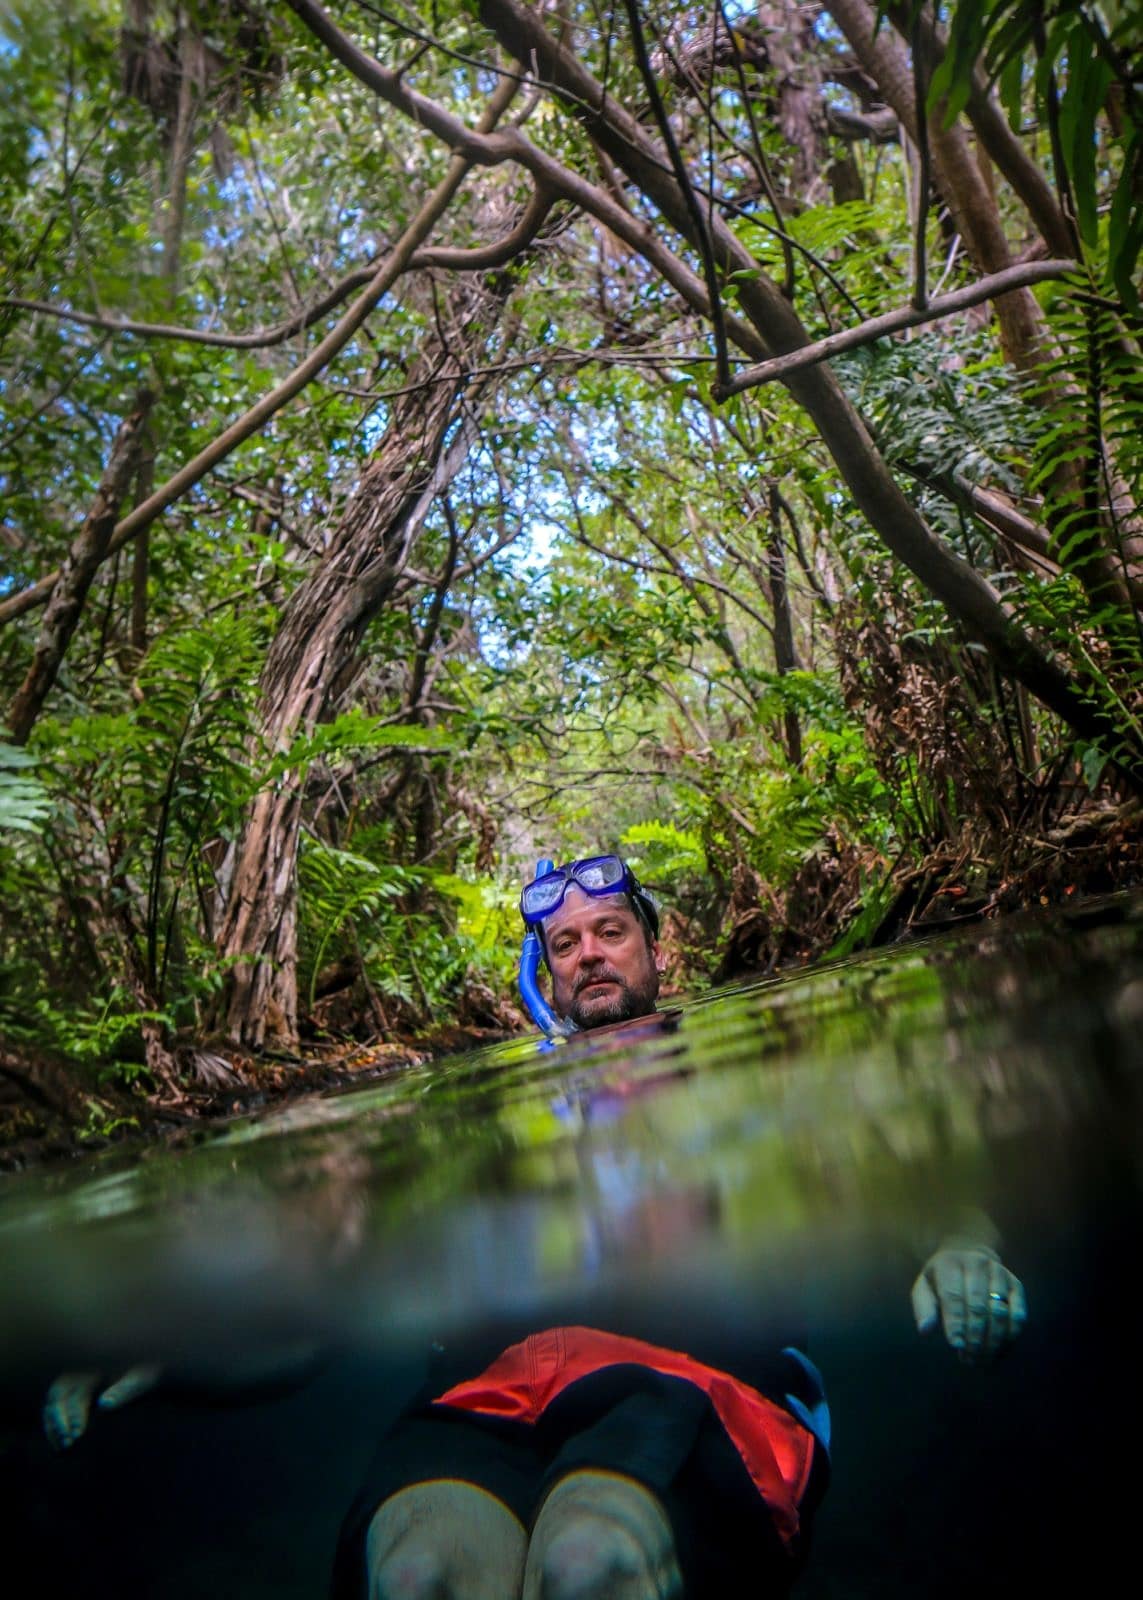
544, 885, 639, 941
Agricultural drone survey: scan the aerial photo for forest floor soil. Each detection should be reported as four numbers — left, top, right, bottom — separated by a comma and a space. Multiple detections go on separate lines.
3, 799, 1140, 1173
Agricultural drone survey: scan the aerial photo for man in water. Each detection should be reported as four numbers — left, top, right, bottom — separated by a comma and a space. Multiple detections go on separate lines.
524, 855, 666, 1033
44, 856, 1027, 1596
329, 855, 1026, 1600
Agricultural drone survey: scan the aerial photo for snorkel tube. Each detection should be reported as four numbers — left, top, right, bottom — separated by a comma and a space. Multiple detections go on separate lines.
518, 858, 578, 1039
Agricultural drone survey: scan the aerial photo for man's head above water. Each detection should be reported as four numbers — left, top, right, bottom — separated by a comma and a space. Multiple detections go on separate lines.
544, 886, 665, 1029
523, 856, 665, 1031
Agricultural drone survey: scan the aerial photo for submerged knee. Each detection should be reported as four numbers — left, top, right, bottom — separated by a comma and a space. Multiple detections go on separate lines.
371, 1543, 449, 1600
537, 1515, 646, 1600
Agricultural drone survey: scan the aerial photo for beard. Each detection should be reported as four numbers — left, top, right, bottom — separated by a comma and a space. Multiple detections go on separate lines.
564, 964, 659, 1030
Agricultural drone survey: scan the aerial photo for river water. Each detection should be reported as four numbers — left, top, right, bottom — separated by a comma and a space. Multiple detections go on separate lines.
1, 893, 1140, 1595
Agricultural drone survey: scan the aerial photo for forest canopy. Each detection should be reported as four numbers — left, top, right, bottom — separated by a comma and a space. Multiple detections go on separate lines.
1, 1, 1140, 1132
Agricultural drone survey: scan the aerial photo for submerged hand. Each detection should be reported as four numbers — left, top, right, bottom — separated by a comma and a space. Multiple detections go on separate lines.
43, 1364, 162, 1451
911, 1245, 1027, 1362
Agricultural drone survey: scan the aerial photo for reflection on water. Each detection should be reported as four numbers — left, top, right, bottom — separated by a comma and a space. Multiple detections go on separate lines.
0, 894, 1140, 1594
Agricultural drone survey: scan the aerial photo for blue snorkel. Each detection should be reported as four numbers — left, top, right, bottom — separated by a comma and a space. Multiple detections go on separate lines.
518, 858, 578, 1040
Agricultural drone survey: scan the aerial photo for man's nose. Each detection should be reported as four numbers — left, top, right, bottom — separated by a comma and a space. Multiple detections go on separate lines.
577, 932, 606, 965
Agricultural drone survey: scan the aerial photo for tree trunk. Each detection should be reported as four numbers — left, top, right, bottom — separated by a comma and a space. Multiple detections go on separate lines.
824, 0, 1051, 377
901, 2, 1075, 260
6, 394, 153, 744
213, 279, 508, 1049
755, 1, 830, 201
767, 484, 803, 768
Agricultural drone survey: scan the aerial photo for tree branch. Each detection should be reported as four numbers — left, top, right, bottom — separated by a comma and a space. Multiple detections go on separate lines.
2, 185, 556, 353
477, 0, 1136, 773
622, 0, 730, 388
0, 72, 520, 629
714, 259, 1078, 397
1, 277, 377, 349
284, 0, 769, 360
6, 392, 154, 741
825, 103, 899, 143
898, 3, 1075, 261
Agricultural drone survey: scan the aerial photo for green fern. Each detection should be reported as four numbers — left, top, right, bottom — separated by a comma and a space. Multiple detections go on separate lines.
298, 840, 414, 1001
265, 706, 453, 784
432, 872, 517, 959
620, 819, 706, 880
0, 741, 50, 833
34, 612, 265, 1005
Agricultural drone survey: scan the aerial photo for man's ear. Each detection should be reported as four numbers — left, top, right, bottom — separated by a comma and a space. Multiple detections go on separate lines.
653, 941, 667, 974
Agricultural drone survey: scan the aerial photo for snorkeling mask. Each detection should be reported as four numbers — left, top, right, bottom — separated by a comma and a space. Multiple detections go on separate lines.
520, 855, 659, 938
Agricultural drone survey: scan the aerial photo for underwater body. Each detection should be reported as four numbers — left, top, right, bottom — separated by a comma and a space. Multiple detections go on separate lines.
1, 894, 1140, 1596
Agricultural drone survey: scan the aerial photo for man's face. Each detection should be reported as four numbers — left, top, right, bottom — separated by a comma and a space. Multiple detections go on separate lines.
544, 886, 664, 1029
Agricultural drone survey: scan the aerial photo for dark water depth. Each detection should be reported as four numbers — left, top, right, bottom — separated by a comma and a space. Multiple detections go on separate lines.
1, 894, 1141, 1595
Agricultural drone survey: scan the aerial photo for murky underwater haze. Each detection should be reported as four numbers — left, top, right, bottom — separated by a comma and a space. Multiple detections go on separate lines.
1, 894, 1141, 1594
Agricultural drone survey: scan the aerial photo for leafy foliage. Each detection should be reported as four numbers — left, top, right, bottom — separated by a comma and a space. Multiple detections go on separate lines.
297, 840, 516, 1026
620, 820, 707, 882
0, 741, 50, 833
0, 0, 1139, 1105
932, 0, 1142, 306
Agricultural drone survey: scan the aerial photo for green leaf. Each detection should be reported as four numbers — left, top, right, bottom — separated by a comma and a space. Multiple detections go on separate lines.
0, 741, 50, 833
1108, 131, 1143, 313
265, 709, 454, 785
1080, 742, 1109, 790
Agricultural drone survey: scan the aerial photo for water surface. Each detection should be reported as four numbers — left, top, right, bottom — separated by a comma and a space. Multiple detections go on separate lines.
2, 895, 1140, 1594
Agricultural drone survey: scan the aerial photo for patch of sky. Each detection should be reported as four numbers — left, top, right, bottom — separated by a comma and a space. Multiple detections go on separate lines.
458, 400, 632, 672
211, 169, 260, 225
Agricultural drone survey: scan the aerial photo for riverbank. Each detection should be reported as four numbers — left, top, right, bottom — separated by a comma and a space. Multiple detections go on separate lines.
3, 802, 1140, 1172
713, 800, 1143, 978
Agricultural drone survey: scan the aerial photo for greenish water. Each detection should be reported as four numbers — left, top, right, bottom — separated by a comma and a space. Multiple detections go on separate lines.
1, 894, 1140, 1594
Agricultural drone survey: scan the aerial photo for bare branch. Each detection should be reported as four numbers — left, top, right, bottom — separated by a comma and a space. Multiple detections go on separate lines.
2, 186, 555, 352
417, 181, 557, 266
826, 103, 899, 143
2, 274, 378, 349
285, 0, 770, 358
715, 260, 1078, 397
0, 73, 520, 629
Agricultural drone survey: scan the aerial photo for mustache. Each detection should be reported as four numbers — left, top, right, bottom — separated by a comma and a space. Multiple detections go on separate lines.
574, 967, 626, 996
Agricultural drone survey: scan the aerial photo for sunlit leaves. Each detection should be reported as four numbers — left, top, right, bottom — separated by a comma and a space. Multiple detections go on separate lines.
620, 818, 707, 882
265, 707, 453, 785
1, 0, 1139, 1072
